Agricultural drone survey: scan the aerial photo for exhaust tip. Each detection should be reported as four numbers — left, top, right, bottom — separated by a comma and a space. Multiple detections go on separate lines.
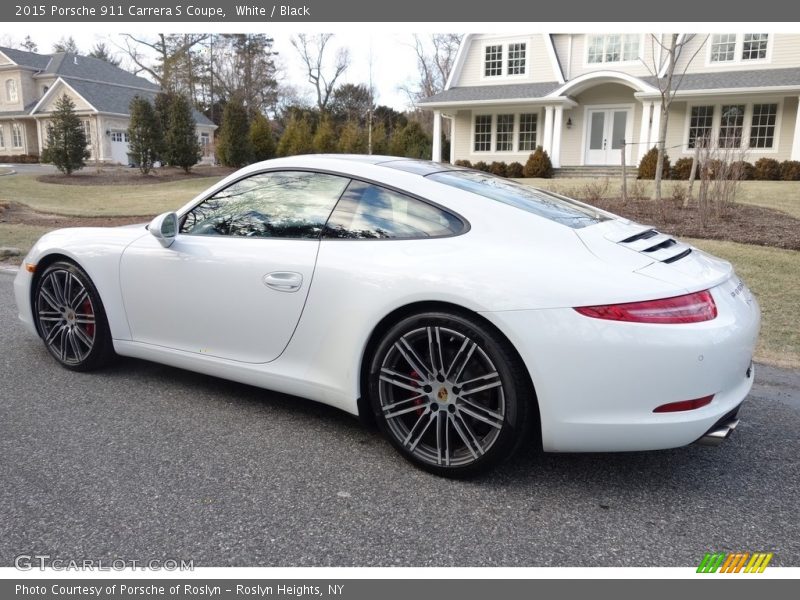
697, 418, 739, 447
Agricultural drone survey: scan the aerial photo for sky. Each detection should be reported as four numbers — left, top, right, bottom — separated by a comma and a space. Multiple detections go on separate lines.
0, 30, 436, 111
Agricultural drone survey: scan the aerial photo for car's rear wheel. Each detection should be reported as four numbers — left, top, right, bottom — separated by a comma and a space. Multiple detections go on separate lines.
368, 312, 532, 477
33, 261, 114, 371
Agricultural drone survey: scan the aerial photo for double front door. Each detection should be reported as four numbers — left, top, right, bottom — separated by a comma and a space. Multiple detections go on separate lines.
585, 107, 632, 165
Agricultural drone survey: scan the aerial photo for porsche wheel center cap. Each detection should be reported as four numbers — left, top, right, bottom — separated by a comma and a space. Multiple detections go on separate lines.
437, 387, 449, 402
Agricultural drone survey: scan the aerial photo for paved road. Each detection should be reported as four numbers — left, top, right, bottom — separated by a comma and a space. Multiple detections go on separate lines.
1, 271, 798, 567
0, 163, 58, 175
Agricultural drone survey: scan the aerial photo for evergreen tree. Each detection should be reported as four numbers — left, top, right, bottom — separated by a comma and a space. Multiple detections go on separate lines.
249, 112, 276, 162
164, 94, 201, 172
153, 92, 174, 162
388, 121, 431, 159
53, 36, 79, 54
127, 96, 162, 175
88, 42, 121, 67
370, 122, 388, 155
41, 94, 89, 175
276, 115, 314, 157
337, 120, 367, 154
21, 36, 38, 53
311, 117, 337, 153
217, 98, 252, 167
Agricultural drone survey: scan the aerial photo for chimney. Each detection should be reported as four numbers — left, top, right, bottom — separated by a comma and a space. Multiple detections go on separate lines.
73, 56, 78, 65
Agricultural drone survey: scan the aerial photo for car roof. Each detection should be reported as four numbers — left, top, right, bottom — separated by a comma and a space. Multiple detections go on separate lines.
256, 154, 467, 177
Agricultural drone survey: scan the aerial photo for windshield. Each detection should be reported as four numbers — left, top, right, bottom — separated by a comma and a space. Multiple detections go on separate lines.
426, 170, 610, 229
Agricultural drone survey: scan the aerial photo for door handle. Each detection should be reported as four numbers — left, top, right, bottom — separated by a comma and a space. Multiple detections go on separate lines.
263, 271, 303, 292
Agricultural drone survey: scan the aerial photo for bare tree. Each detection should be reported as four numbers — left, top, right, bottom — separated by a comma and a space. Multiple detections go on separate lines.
21, 35, 38, 53
53, 36, 79, 54
641, 34, 708, 202
117, 34, 208, 93
291, 34, 349, 113
403, 33, 463, 105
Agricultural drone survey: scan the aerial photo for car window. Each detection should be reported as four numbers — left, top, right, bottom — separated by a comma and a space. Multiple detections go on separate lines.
426, 170, 609, 229
323, 180, 464, 240
181, 171, 350, 239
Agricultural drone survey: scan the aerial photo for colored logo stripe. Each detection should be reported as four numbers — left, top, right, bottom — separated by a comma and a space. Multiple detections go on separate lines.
697, 552, 773, 573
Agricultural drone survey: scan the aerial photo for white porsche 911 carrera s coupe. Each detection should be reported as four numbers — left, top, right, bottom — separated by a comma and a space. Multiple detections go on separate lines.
14, 155, 760, 476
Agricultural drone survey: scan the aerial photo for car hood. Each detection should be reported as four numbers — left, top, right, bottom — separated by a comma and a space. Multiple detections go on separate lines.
575, 218, 733, 293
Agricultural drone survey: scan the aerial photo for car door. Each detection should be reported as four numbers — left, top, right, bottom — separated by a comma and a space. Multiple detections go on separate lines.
119, 170, 350, 364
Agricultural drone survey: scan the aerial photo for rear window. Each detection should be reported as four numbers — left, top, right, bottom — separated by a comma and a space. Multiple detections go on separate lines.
427, 170, 610, 229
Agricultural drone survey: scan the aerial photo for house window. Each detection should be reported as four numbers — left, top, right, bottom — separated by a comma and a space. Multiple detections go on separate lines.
518, 113, 537, 151
474, 115, 492, 151
11, 123, 23, 148
507, 43, 526, 75
484, 45, 503, 77
719, 105, 745, 148
749, 103, 778, 148
6, 79, 18, 103
82, 120, 92, 143
110, 130, 129, 142
688, 106, 714, 149
0, 126, 5, 148
587, 34, 639, 64
742, 33, 769, 60
710, 34, 737, 62
495, 115, 514, 151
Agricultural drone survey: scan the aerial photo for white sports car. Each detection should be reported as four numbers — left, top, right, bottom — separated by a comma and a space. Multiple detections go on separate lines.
14, 155, 760, 476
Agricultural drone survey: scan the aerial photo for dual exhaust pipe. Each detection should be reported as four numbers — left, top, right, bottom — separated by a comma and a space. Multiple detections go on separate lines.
697, 417, 740, 446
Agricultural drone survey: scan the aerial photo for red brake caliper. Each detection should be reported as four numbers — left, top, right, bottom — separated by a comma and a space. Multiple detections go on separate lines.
81, 299, 95, 338
410, 370, 425, 416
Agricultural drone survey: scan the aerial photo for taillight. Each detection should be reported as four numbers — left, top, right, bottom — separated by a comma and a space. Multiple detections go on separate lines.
653, 395, 714, 413
574, 290, 717, 324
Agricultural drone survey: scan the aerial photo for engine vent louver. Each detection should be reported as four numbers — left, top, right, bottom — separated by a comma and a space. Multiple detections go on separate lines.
615, 228, 692, 264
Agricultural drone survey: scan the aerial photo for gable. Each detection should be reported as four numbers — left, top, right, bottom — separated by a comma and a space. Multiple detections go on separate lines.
34, 79, 96, 113
452, 34, 562, 87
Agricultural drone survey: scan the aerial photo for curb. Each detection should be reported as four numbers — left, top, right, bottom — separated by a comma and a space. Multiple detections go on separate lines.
0, 265, 20, 274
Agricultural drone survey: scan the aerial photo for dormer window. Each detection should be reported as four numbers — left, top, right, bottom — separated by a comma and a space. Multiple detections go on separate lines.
5, 79, 18, 103
710, 34, 770, 63
484, 45, 503, 77
484, 41, 527, 78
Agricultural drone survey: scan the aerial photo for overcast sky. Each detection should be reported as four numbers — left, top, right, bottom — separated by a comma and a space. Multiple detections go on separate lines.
0, 31, 438, 111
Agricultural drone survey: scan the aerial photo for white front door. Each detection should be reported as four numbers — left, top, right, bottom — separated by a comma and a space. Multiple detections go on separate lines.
585, 108, 632, 165
110, 130, 129, 165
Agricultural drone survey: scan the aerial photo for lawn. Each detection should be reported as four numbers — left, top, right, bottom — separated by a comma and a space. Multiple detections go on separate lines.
0, 173, 220, 217
524, 178, 800, 219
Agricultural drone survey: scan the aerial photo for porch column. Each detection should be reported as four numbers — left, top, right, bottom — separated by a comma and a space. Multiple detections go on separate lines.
792, 96, 800, 160
650, 101, 663, 148
551, 106, 563, 168
638, 101, 653, 161
542, 105, 554, 156
431, 110, 442, 162
448, 115, 455, 164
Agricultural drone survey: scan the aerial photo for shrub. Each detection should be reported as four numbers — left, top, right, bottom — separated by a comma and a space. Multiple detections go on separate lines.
217, 99, 252, 167
672, 157, 694, 180
506, 161, 524, 178
0, 154, 38, 163
522, 146, 553, 178
40, 94, 89, 175
730, 160, 755, 181
780, 160, 800, 181
162, 93, 201, 173
128, 95, 162, 174
472, 161, 490, 172
753, 157, 781, 180
577, 178, 609, 203
249, 112, 276, 161
488, 161, 508, 176
637, 146, 670, 180
454, 159, 472, 168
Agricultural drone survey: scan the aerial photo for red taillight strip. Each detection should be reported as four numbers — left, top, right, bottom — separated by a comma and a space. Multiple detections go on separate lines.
574, 290, 717, 324
653, 395, 714, 413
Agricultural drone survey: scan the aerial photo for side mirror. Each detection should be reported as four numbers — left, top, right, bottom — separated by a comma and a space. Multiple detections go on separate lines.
148, 212, 178, 248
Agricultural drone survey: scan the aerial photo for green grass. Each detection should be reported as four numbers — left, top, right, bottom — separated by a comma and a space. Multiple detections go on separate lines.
0, 224, 53, 256
0, 173, 222, 217
686, 238, 800, 369
522, 178, 800, 219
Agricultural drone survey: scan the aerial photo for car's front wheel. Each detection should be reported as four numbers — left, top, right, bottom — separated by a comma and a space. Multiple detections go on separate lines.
33, 260, 114, 371
368, 312, 533, 477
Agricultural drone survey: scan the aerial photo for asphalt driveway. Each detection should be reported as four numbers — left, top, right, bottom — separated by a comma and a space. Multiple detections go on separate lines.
1, 270, 798, 567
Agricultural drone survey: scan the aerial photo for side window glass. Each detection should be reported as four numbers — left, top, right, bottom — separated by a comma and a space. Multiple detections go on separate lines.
323, 180, 463, 239
181, 171, 350, 239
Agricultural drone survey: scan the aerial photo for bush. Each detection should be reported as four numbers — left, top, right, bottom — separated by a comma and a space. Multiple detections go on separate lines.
780, 160, 800, 181
506, 161, 524, 178
637, 146, 670, 179
672, 157, 694, 180
522, 146, 553, 178
249, 112, 276, 161
454, 159, 472, 168
489, 161, 508, 176
472, 161, 490, 172
730, 160, 755, 181
0, 153, 38, 163
754, 157, 781, 180
216, 99, 252, 167
41, 94, 89, 175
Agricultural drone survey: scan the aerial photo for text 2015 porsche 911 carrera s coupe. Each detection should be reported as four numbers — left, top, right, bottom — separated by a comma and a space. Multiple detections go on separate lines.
14, 155, 760, 476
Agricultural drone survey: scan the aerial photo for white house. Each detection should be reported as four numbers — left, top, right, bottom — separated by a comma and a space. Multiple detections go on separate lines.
0, 46, 216, 164
421, 33, 800, 168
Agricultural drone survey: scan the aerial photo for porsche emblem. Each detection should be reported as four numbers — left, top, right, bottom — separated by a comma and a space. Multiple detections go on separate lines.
437, 387, 449, 402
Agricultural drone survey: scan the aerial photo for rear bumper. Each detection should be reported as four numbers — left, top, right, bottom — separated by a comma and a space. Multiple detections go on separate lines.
481, 275, 760, 452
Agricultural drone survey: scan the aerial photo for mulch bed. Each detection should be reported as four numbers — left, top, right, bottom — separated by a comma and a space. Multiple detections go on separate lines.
0, 202, 146, 229
589, 197, 800, 251
36, 166, 235, 186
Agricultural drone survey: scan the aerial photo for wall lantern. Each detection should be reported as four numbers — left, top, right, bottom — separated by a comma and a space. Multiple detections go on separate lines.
566, 117, 573, 130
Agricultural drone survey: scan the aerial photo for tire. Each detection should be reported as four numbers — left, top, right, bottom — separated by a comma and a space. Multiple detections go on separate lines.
367, 311, 532, 477
33, 260, 115, 372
